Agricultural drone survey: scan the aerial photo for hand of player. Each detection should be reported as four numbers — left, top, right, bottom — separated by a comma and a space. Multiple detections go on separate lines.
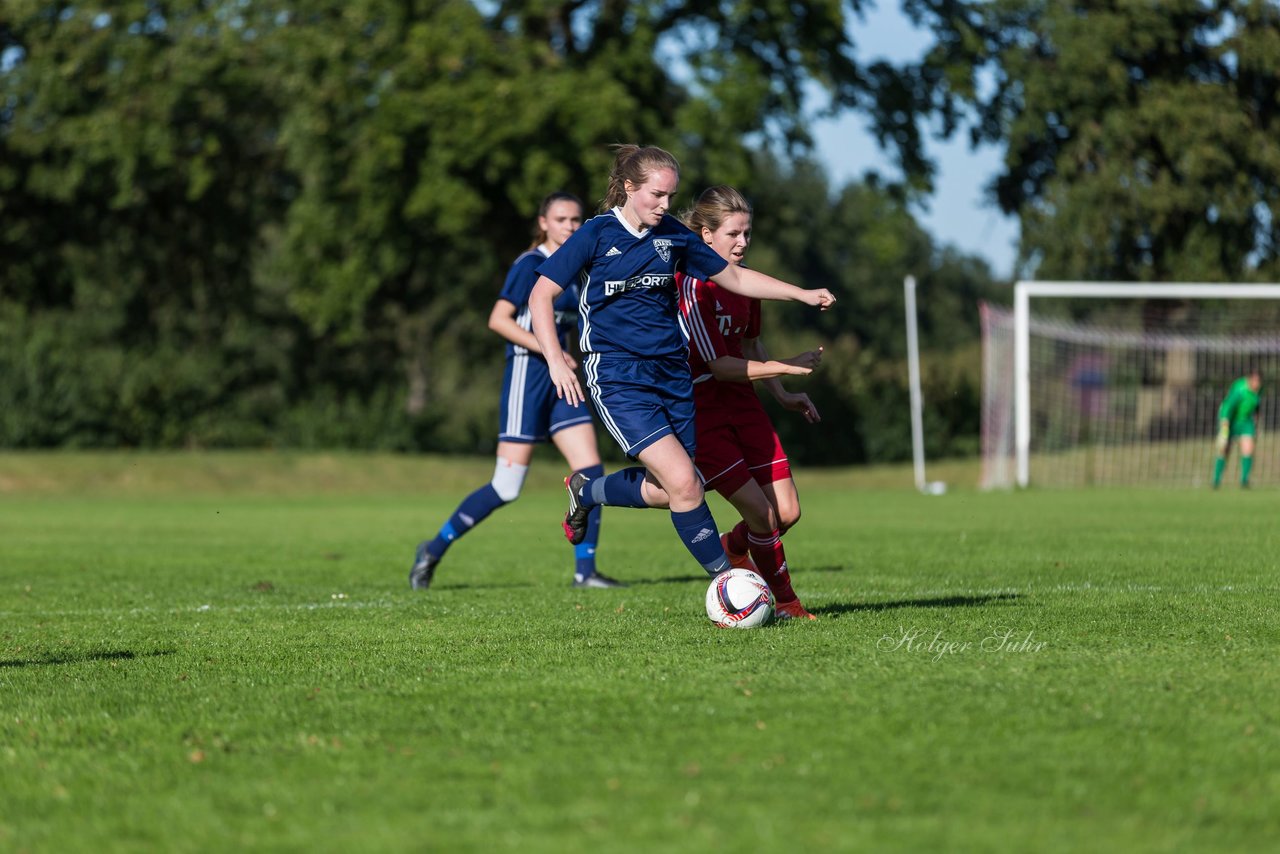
780, 392, 821, 423
805, 288, 836, 310
781, 346, 824, 374
1216, 420, 1230, 454
561, 351, 579, 372
548, 357, 584, 407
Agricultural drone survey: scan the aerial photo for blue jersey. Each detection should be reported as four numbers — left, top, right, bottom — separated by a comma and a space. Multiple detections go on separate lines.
498, 247, 580, 360
536, 209, 728, 360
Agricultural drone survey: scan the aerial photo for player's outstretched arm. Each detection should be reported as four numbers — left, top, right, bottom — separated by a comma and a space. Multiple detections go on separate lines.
530, 276, 585, 407
709, 264, 836, 310
746, 338, 822, 423
707, 338, 824, 384
706, 355, 811, 383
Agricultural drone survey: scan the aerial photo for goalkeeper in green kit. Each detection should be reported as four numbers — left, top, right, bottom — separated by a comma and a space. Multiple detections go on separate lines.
1212, 369, 1262, 489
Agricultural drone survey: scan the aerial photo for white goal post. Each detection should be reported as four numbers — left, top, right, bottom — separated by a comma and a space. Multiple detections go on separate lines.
989, 281, 1280, 488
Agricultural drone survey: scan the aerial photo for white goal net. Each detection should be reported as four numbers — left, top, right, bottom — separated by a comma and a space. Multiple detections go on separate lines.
981, 282, 1280, 489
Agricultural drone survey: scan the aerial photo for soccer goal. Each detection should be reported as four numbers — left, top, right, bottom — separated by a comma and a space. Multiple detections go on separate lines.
981, 282, 1280, 489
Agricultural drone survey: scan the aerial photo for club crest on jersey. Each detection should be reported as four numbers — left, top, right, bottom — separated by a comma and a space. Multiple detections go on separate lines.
652, 238, 673, 263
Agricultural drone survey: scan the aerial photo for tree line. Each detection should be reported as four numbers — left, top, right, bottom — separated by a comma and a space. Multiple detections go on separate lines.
2, 2, 1276, 463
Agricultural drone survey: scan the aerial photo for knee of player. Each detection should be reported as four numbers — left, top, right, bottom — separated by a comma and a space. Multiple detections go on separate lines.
670, 476, 704, 506
739, 496, 777, 531
778, 505, 801, 533
491, 458, 530, 503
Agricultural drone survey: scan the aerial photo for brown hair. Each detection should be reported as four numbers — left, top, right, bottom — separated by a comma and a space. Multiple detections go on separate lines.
601, 144, 681, 212
680, 185, 752, 238
529, 191, 584, 250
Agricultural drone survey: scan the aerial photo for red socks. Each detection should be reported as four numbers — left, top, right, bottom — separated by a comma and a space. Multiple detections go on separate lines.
746, 527, 797, 604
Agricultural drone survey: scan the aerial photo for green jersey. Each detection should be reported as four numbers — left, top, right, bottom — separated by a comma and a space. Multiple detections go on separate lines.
1218, 377, 1260, 427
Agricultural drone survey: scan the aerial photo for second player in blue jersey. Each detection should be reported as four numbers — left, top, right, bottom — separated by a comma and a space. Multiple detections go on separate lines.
409, 192, 624, 591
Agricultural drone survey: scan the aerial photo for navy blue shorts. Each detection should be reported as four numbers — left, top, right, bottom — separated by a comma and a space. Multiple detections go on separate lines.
498, 353, 594, 443
583, 353, 696, 458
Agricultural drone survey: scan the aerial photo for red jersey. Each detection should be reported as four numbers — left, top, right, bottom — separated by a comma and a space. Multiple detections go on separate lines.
676, 272, 765, 420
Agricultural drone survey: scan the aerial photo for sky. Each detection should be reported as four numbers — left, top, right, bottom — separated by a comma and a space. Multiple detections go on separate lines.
810, 4, 1019, 279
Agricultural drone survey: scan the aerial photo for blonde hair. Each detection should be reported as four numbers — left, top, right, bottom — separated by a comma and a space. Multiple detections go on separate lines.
601, 144, 681, 212
529, 191, 583, 250
681, 185, 752, 237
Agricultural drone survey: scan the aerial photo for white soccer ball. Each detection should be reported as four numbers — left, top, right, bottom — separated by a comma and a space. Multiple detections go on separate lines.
705, 568, 775, 629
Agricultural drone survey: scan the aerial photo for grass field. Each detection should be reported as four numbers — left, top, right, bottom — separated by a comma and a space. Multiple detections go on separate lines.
2, 452, 1278, 852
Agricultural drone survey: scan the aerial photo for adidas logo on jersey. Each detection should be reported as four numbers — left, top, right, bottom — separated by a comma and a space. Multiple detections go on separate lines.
605, 246, 622, 257
690, 527, 714, 544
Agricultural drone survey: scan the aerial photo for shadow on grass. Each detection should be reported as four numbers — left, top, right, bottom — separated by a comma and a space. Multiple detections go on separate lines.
812, 593, 1020, 617
437, 572, 707, 590
446, 573, 710, 590
435, 582, 536, 591
624, 574, 709, 586
0, 649, 176, 668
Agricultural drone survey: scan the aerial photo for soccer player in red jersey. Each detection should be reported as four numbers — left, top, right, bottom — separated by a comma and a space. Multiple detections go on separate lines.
677, 186, 824, 620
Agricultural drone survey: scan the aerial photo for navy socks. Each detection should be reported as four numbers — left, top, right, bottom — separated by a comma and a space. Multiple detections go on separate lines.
426, 484, 507, 559
670, 502, 730, 576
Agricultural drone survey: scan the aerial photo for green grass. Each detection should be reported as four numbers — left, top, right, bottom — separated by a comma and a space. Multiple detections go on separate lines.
2, 452, 1278, 852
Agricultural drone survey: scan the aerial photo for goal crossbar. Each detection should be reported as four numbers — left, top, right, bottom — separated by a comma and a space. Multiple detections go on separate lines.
1013, 281, 1280, 487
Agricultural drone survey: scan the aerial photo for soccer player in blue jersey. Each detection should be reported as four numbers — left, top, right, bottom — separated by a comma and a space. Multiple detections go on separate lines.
409, 192, 625, 590
529, 145, 835, 580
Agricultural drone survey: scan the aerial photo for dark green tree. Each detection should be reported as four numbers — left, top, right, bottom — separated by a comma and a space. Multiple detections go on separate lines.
743, 156, 1000, 463
263, 0, 937, 448
0, 0, 996, 459
0, 1, 296, 446
905, 0, 1280, 282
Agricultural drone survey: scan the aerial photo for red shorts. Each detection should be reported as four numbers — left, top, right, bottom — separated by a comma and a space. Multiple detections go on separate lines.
695, 411, 792, 497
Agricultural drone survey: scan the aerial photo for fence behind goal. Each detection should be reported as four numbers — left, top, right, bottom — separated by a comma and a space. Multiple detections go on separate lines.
981, 297, 1280, 489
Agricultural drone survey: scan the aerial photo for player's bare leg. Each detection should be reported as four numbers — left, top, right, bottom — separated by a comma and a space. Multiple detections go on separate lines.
724, 479, 813, 619
551, 424, 599, 472
560, 435, 683, 543
760, 477, 802, 533
564, 435, 729, 576
636, 436, 731, 576
635, 436, 703, 511
725, 475, 802, 554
